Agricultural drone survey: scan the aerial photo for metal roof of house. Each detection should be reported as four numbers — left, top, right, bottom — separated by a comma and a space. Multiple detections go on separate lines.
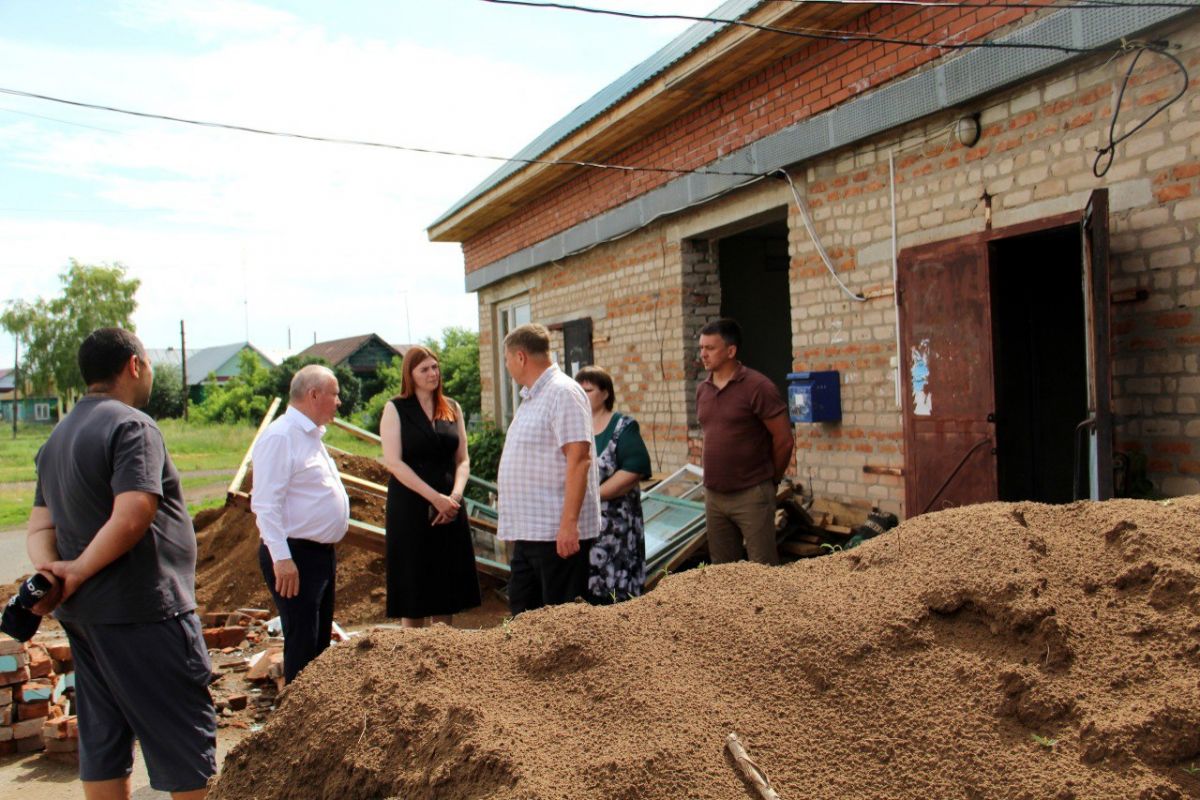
147, 343, 275, 385
429, 0, 764, 230
297, 334, 402, 368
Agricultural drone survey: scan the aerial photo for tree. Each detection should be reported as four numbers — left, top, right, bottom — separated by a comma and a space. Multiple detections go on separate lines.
1, 261, 140, 410
267, 356, 361, 416
143, 363, 186, 420
357, 356, 404, 433
422, 327, 481, 422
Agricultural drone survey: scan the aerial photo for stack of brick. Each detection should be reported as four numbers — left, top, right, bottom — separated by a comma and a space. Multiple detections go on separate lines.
0, 639, 69, 756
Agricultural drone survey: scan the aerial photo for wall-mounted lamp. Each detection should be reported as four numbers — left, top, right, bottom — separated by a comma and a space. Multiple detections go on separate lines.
955, 113, 982, 148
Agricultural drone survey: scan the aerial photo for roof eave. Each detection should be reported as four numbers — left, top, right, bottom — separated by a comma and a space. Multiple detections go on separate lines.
428, 1, 868, 244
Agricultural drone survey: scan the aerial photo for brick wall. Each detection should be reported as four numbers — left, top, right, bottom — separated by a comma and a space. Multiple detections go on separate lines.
472, 15, 1200, 513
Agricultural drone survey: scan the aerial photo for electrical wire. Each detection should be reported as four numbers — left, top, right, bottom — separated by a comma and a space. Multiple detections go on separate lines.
477, 0, 1183, 54
769, 0, 1200, 9
0, 86, 762, 179
1093, 43, 1189, 176
0, 105, 121, 133
776, 168, 867, 303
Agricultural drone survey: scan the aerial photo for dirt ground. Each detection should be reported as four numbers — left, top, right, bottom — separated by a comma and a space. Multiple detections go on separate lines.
210, 497, 1200, 800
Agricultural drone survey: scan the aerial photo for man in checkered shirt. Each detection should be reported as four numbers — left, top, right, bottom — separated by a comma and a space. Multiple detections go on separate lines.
496, 323, 601, 614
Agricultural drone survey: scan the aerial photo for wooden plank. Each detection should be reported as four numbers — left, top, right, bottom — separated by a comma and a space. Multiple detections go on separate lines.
340, 472, 387, 496
862, 464, 904, 477
343, 520, 386, 555
227, 397, 282, 496
226, 490, 251, 511
330, 417, 381, 445
468, 515, 498, 534
781, 541, 825, 557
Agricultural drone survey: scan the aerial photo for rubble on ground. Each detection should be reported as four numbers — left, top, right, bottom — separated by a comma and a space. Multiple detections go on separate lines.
211, 497, 1200, 800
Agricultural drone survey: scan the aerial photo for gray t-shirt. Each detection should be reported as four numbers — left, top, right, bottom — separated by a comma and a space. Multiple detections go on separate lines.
33, 395, 197, 624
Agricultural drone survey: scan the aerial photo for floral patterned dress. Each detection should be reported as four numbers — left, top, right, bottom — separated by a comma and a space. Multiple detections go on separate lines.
587, 414, 650, 604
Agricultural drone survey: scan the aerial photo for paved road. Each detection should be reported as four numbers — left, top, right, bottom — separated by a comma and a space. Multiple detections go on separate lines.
0, 526, 31, 585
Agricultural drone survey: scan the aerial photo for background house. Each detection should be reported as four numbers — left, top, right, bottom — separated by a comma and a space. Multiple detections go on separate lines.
146, 342, 276, 404
298, 334, 405, 399
0, 367, 59, 424
430, 1, 1200, 518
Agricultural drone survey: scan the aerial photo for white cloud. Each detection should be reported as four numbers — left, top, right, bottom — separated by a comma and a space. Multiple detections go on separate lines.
0, 0, 701, 353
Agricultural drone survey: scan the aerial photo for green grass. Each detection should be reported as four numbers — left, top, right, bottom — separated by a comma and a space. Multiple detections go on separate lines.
0, 416, 378, 527
0, 485, 34, 528
324, 425, 383, 458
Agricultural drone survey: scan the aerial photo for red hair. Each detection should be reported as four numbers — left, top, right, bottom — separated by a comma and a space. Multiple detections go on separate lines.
399, 345, 455, 422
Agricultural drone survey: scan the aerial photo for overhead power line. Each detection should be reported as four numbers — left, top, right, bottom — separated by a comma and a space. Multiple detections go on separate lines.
477, 0, 1191, 53
0, 86, 761, 178
769, 0, 1200, 9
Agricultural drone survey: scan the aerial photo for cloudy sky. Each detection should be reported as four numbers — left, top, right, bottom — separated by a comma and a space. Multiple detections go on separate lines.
0, 0, 703, 357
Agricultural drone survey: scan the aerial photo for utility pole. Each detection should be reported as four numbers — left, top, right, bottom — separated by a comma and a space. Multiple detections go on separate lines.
11, 334, 18, 440
180, 320, 189, 422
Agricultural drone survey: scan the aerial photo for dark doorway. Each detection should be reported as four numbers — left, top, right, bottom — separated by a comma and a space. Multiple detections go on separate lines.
718, 220, 792, 394
989, 227, 1088, 503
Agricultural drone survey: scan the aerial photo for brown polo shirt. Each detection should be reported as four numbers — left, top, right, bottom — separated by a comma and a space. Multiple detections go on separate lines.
696, 364, 788, 492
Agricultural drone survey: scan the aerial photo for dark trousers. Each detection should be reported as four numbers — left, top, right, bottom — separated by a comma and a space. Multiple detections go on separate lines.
508, 539, 593, 616
258, 539, 336, 683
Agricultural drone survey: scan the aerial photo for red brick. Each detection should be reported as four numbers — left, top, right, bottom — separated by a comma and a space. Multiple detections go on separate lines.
1155, 184, 1191, 203
202, 627, 248, 650
18, 701, 50, 721
0, 666, 31, 687
1154, 312, 1193, 330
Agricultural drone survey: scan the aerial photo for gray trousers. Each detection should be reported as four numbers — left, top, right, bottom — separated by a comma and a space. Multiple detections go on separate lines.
704, 480, 780, 565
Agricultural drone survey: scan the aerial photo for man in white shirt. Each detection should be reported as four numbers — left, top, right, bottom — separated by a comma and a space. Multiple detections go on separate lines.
251, 364, 349, 682
496, 324, 601, 614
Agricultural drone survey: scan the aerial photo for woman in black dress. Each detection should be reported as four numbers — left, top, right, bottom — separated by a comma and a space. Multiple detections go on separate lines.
379, 345, 480, 627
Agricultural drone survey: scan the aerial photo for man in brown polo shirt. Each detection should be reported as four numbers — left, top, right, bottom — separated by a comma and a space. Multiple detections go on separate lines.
696, 318, 795, 565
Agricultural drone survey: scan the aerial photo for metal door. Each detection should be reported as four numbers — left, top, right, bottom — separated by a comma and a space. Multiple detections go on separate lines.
898, 238, 998, 516
1080, 188, 1113, 499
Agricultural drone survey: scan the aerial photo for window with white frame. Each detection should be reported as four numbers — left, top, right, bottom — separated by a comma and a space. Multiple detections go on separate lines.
495, 296, 531, 429
34, 403, 50, 421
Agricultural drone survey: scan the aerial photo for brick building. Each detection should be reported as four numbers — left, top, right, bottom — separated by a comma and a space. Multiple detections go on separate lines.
429, 1, 1200, 519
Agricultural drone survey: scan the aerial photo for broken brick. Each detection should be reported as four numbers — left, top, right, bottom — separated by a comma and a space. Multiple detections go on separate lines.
27, 646, 52, 679
226, 693, 248, 711
43, 736, 78, 753
45, 643, 72, 661
203, 627, 249, 650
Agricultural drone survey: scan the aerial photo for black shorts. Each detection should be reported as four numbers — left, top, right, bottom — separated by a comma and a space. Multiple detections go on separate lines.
61, 612, 217, 792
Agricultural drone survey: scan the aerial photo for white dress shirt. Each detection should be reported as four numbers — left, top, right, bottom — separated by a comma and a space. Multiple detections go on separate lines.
251, 406, 350, 562
496, 364, 601, 542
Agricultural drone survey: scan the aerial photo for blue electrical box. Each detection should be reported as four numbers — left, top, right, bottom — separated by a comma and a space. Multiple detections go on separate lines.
787, 371, 841, 423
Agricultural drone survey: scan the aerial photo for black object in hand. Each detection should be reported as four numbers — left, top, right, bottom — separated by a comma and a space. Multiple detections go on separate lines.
0, 572, 53, 642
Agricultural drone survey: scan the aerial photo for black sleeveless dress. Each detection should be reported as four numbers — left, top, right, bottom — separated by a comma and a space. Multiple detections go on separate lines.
385, 397, 481, 618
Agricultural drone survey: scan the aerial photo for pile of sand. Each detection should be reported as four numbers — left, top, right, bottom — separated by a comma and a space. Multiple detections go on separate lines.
194, 451, 506, 628
211, 497, 1200, 799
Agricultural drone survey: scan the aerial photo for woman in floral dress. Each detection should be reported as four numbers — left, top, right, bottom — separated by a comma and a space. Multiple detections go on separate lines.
575, 366, 651, 603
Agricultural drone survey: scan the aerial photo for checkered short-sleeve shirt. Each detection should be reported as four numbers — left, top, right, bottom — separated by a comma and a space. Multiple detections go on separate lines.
496, 364, 602, 542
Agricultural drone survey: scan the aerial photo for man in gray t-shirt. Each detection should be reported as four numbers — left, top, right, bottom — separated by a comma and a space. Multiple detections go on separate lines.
27, 328, 215, 799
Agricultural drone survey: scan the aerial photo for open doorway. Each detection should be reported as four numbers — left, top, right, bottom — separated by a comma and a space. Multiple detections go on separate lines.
718, 219, 793, 395
989, 227, 1088, 503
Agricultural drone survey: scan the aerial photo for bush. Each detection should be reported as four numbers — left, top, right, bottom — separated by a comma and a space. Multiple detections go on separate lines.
192, 351, 273, 424
466, 420, 505, 501
357, 356, 404, 433
144, 363, 186, 420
